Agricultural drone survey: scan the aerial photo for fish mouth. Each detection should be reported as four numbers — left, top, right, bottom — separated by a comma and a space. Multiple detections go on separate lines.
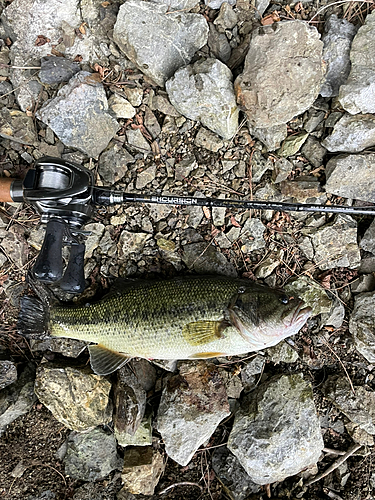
290, 301, 312, 326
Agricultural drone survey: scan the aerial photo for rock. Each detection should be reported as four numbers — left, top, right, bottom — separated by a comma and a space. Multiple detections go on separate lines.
240, 218, 266, 253
175, 155, 197, 181
116, 415, 152, 448
322, 375, 375, 434
351, 274, 375, 294
212, 447, 260, 500
147, 204, 173, 222
217, 368, 243, 399
113, 366, 146, 437
122, 87, 143, 107
212, 206, 227, 227
136, 165, 156, 189
321, 299, 345, 329
266, 342, 299, 364
214, 3, 238, 32
325, 153, 375, 203
285, 275, 332, 315
339, 11, 375, 114
349, 291, 375, 363
228, 373, 324, 485
144, 107, 161, 139
182, 241, 237, 276
98, 142, 134, 185
126, 128, 151, 153
166, 58, 239, 140
255, 252, 280, 279
84, 223, 105, 259
72, 481, 124, 500
194, 127, 225, 152
235, 21, 325, 128
0, 107, 37, 144
157, 361, 230, 465
207, 24, 231, 64
30, 337, 88, 358
0, 360, 17, 390
304, 109, 326, 133
301, 136, 327, 168
149, 0, 199, 10
310, 214, 361, 271
121, 446, 165, 495
39, 56, 80, 85
0, 364, 36, 436
360, 219, 375, 254
272, 158, 294, 183
240, 355, 265, 392
37, 72, 119, 158
186, 205, 204, 229
249, 151, 272, 183
277, 132, 309, 157
205, 0, 235, 8
34, 364, 112, 431
118, 230, 151, 259
108, 94, 136, 119
322, 114, 375, 152
64, 428, 121, 481
0, 225, 28, 268
249, 123, 288, 152
113, 0, 208, 87
320, 15, 357, 97
280, 175, 322, 202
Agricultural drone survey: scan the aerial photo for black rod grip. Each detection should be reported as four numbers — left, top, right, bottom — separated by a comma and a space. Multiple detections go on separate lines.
59, 243, 86, 294
33, 219, 65, 282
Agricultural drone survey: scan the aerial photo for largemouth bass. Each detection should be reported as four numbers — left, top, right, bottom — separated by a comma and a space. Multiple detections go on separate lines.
19, 275, 311, 375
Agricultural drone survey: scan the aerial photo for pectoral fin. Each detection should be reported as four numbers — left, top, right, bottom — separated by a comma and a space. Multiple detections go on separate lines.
88, 344, 130, 376
182, 319, 229, 346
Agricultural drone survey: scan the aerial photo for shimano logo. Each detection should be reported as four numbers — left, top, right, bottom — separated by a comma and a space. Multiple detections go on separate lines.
152, 196, 198, 205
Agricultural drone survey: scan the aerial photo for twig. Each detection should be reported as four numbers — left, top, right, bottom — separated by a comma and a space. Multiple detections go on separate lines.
158, 482, 203, 495
309, 0, 375, 22
323, 447, 347, 456
320, 337, 356, 395
304, 443, 362, 486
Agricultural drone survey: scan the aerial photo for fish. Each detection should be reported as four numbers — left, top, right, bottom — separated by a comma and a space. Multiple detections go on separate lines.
18, 275, 312, 376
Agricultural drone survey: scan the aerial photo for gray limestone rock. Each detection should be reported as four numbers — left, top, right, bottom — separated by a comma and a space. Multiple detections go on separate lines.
39, 56, 80, 85
182, 241, 237, 276
126, 128, 151, 153
272, 158, 294, 183
322, 375, 375, 434
235, 21, 325, 128
240, 218, 266, 253
320, 15, 357, 98
136, 165, 156, 189
0, 364, 36, 436
108, 94, 136, 119
194, 127, 225, 152
240, 356, 265, 392
121, 446, 165, 495
166, 58, 239, 140
37, 72, 119, 158
98, 142, 134, 185
0, 225, 28, 268
205, 0, 236, 9
351, 274, 375, 294
249, 123, 288, 152
149, 0, 199, 10
322, 114, 375, 152
34, 364, 112, 431
64, 428, 121, 481
113, 366, 146, 437
208, 24, 231, 64
266, 342, 299, 364
118, 230, 151, 259
30, 337, 88, 358
301, 136, 326, 168
84, 223, 105, 259
212, 447, 260, 500
310, 214, 361, 271
349, 291, 375, 363
0, 107, 37, 145
360, 219, 375, 254
214, 3, 238, 32
339, 11, 375, 114
113, 0, 208, 87
157, 362, 230, 466
321, 299, 345, 329
285, 275, 332, 316
115, 415, 152, 448
325, 153, 375, 203
228, 373, 323, 485
0, 360, 17, 390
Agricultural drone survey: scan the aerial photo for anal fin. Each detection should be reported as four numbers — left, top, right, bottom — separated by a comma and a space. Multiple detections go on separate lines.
189, 352, 226, 359
182, 319, 229, 346
88, 344, 130, 376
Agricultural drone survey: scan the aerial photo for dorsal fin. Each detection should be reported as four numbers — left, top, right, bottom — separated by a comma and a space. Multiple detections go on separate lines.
88, 344, 130, 376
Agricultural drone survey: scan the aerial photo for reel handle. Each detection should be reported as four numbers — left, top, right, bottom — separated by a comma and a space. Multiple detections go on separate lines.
59, 243, 86, 294
33, 219, 65, 282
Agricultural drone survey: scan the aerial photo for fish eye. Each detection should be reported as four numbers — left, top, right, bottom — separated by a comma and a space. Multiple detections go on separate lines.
279, 295, 289, 304
238, 286, 246, 294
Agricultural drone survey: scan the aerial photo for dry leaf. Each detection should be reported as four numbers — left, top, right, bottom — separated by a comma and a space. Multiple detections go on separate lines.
102, 0, 110, 5
74, 55, 83, 62
230, 215, 241, 228
35, 35, 51, 46
261, 12, 280, 25
78, 22, 86, 34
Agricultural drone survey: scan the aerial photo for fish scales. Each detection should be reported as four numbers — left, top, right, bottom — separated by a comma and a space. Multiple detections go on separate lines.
51, 276, 250, 359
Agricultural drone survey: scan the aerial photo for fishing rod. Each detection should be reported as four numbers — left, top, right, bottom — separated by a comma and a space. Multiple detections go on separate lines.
1, 156, 374, 293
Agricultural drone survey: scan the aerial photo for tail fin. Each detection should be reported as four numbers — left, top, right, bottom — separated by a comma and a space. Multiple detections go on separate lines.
18, 296, 49, 338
